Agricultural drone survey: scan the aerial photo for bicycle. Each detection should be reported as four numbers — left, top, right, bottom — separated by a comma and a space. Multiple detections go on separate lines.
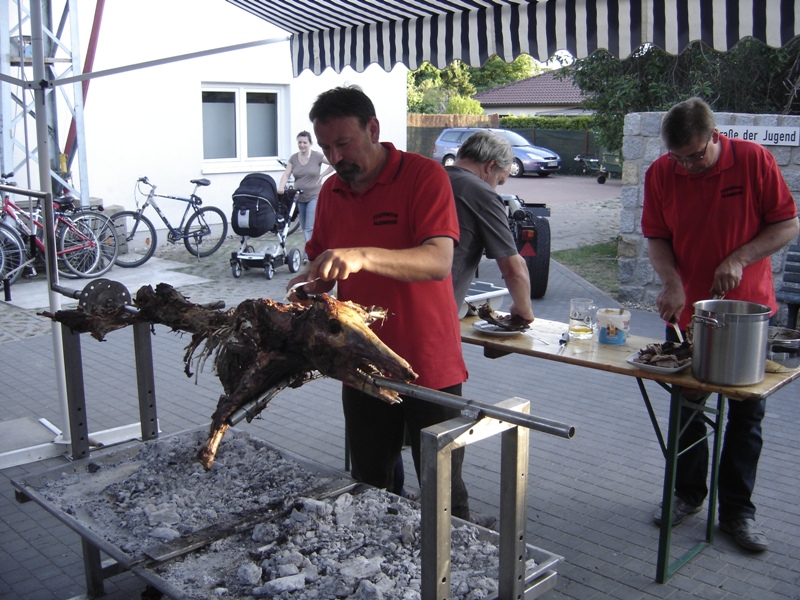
111, 176, 228, 268
0, 171, 105, 282
54, 193, 119, 279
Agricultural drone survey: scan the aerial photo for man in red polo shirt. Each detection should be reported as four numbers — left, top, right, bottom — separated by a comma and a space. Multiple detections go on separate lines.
642, 97, 798, 552
286, 86, 490, 525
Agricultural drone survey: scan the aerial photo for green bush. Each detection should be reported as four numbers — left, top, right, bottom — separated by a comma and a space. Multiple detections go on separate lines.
446, 95, 483, 115
499, 115, 594, 131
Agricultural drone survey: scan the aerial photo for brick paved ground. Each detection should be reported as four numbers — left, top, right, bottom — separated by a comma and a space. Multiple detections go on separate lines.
1, 236, 798, 599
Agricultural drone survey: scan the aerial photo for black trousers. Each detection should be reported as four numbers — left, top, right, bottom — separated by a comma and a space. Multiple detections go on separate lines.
667, 326, 765, 521
342, 383, 470, 519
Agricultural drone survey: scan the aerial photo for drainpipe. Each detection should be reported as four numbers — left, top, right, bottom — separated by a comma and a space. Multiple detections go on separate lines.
64, 0, 105, 174
30, 0, 72, 447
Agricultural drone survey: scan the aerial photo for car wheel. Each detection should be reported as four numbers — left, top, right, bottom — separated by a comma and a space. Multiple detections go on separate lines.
443, 155, 456, 167
509, 159, 523, 178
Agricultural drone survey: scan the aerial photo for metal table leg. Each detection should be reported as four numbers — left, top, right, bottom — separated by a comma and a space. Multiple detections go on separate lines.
638, 378, 727, 582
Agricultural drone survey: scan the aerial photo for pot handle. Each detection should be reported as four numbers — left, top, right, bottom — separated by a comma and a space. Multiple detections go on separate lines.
691, 314, 725, 328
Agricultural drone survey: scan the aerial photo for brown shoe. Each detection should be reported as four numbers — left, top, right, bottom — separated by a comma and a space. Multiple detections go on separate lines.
720, 518, 768, 552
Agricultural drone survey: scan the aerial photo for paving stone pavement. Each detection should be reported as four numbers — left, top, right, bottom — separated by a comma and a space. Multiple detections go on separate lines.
1, 231, 799, 599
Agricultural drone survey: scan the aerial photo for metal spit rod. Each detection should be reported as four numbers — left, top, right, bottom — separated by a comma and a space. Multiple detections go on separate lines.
372, 376, 575, 439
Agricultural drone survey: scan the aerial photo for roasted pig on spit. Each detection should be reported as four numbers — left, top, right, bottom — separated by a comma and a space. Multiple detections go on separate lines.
43, 284, 417, 468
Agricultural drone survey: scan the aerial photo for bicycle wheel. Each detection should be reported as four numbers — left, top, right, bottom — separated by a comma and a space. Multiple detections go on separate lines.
183, 206, 228, 257
0, 222, 28, 285
70, 210, 119, 277
111, 211, 157, 268
57, 217, 101, 277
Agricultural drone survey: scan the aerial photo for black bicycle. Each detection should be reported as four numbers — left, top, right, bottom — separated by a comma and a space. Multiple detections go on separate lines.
111, 176, 228, 268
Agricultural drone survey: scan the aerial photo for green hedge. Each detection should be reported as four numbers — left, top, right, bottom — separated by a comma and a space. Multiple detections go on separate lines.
499, 115, 595, 131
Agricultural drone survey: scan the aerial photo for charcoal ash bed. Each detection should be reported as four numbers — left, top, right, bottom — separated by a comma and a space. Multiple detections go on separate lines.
13, 429, 560, 599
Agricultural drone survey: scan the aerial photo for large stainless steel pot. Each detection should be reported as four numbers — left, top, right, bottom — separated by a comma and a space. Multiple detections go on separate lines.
691, 300, 771, 386
767, 326, 800, 369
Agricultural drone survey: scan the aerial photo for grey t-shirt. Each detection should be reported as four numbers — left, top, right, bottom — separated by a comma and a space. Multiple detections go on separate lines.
289, 151, 327, 202
446, 166, 519, 307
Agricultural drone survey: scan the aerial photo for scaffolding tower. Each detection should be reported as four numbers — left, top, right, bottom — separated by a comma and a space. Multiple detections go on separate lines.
1, 0, 91, 202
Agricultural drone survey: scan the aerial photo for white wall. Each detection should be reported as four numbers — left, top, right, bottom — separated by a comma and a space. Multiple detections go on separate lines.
56, 0, 406, 222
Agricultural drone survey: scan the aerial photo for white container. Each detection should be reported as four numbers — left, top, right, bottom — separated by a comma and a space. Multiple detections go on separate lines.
596, 308, 630, 345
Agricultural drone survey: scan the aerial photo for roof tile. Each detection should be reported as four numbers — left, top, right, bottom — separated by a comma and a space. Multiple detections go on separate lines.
474, 71, 584, 106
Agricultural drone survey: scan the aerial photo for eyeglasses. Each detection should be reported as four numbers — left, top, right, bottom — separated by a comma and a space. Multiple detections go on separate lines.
667, 136, 712, 164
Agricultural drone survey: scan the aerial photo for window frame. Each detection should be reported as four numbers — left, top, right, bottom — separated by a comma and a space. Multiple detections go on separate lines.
201, 83, 289, 174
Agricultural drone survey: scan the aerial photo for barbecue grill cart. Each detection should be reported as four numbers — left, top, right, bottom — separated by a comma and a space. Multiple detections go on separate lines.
12, 279, 570, 599
13, 425, 564, 600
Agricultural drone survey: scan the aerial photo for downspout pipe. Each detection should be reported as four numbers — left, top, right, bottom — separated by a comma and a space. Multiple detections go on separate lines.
64, 0, 105, 170
30, 1, 75, 446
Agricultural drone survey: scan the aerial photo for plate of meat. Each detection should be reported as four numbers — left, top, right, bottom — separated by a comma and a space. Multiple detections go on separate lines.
472, 320, 524, 337
626, 341, 692, 374
473, 304, 530, 336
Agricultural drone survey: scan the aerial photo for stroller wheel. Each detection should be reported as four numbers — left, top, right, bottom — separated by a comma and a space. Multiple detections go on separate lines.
264, 262, 275, 280
288, 248, 302, 273
231, 261, 243, 278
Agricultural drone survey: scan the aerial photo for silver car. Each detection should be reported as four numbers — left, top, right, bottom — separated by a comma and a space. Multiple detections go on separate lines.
432, 127, 561, 177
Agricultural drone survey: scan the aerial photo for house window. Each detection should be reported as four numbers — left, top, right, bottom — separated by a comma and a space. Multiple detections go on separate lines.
202, 86, 282, 165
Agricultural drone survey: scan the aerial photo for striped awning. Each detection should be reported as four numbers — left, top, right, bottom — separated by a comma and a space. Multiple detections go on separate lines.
226, 0, 799, 76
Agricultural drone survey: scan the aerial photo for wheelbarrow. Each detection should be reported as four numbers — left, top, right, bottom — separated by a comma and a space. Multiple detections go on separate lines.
574, 151, 622, 184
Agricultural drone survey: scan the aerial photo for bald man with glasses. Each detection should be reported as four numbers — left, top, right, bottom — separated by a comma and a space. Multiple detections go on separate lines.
642, 97, 798, 553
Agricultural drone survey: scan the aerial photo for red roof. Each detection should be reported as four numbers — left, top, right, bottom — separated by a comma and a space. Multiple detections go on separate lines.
474, 70, 584, 107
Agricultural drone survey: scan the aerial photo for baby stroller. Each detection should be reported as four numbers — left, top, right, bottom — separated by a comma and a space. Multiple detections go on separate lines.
229, 172, 303, 279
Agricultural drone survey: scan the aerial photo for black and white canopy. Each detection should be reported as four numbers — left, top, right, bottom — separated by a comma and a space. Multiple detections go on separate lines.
227, 0, 799, 76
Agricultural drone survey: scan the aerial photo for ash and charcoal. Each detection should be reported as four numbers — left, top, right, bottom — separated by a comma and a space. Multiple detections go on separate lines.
38, 430, 323, 557
36, 431, 529, 599
156, 487, 520, 599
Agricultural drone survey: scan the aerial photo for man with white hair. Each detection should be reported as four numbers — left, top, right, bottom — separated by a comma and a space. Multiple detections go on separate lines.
447, 129, 535, 324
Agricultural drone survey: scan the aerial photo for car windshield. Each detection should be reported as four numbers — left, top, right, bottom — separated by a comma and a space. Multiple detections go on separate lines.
495, 130, 532, 147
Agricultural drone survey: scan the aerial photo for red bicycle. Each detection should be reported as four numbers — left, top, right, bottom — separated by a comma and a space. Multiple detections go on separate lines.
0, 171, 112, 283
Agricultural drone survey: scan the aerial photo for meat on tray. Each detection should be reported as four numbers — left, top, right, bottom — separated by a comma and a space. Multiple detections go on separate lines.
477, 303, 530, 332
634, 341, 692, 369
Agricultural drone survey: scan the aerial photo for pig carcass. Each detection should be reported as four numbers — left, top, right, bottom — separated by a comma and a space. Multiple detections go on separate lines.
43, 283, 417, 468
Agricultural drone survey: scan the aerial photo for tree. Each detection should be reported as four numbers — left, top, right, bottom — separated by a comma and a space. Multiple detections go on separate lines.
407, 67, 448, 114
408, 55, 540, 113
557, 39, 800, 151
446, 95, 483, 114
407, 61, 473, 113
440, 60, 476, 98
466, 55, 540, 92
